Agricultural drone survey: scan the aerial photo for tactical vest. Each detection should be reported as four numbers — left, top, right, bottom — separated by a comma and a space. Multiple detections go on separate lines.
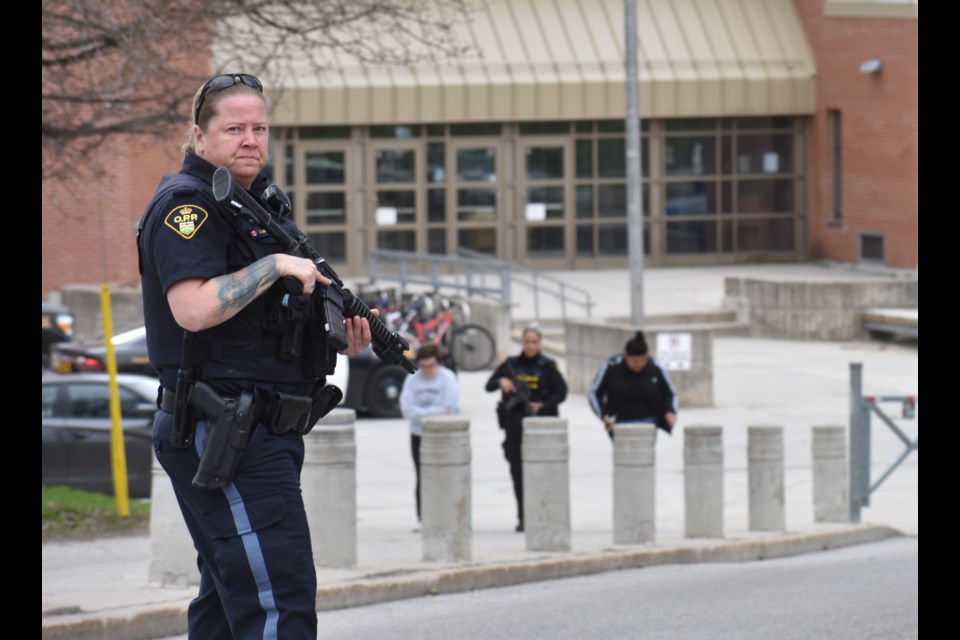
138, 169, 332, 392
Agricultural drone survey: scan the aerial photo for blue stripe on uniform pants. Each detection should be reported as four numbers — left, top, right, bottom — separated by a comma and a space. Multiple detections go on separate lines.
195, 420, 281, 640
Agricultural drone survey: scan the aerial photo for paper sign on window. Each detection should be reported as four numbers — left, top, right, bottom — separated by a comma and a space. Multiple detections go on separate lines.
525, 203, 547, 221
376, 207, 398, 225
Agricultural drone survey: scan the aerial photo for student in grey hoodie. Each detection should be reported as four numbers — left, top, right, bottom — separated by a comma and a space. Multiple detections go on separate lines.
399, 343, 460, 523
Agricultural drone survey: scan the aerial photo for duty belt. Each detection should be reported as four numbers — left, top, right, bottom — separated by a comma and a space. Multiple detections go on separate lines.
160, 386, 314, 435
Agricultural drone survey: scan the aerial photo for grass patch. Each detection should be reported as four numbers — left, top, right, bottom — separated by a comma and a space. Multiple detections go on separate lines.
42, 485, 150, 542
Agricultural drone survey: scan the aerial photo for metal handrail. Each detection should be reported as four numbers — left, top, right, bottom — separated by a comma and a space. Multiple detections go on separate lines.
367, 248, 593, 322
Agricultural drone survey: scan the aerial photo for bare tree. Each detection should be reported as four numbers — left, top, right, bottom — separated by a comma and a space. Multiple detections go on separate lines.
42, 0, 474, 180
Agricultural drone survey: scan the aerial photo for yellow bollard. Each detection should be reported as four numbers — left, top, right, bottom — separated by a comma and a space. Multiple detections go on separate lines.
101, 283, 131, 517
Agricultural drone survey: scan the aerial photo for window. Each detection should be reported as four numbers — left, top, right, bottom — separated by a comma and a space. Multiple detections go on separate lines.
64, 384, 142, 418
859, 232, 884, 263
42, 385, 58, 418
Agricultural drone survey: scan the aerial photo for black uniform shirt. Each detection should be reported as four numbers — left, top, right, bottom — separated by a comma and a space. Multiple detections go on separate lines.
485, 352, 568, 417
138, 151, 312, 394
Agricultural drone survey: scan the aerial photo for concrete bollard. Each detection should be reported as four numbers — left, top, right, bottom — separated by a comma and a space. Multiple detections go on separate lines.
812, 425, 849, 523
613, 424, 657, 544
148, 454, 198, 586
523, 417, 571, 552
302, 408, 357, 568
421, 416, 472, 562
748, 426, 785, 531
684, 426, 724, 538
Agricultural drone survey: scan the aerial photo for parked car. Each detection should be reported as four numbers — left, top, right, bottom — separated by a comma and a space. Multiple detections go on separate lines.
51, 326, 155, 378
42, 373, 159, 497
42, 302, 74, 370
50, 325, 350, 408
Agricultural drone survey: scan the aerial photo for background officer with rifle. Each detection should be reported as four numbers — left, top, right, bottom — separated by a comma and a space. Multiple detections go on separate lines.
137, 73, 412, 639
485, 322, 567, 532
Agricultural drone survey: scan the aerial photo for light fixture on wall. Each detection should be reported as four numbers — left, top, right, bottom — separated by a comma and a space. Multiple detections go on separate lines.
859, 58, 883, 74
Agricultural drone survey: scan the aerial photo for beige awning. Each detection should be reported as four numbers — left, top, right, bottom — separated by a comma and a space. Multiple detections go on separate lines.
267, 0, 816, 126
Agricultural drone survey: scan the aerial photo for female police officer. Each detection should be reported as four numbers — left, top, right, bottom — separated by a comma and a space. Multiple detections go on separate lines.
485, 323, 567, 532
138, 73, 372, 639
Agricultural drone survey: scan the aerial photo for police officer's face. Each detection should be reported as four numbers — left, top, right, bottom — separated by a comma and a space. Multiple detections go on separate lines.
521, 332, 541, 358
194, 94, 269, 189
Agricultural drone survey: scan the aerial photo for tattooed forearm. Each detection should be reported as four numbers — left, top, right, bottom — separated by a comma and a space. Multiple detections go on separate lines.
214, 256, 279, 314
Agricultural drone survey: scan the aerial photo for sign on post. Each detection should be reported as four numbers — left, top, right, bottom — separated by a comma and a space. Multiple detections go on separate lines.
656, 332, 692, 370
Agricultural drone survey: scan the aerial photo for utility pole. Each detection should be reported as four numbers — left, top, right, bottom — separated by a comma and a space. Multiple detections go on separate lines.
624, 0, 645, 324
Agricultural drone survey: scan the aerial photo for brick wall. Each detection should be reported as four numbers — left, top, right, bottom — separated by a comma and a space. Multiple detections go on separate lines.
795, 0, 918, 268
42, 137, 184, 298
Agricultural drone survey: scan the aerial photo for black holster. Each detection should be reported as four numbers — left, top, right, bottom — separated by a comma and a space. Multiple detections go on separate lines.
171, 331, 202, 450
304, 384, 344, 434
190, 382, 256, 490
171, 371, 196, 450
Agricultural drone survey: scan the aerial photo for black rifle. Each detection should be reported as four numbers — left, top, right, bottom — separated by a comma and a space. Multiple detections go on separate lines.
498, 358, 532, 416
211, 167, 417, 374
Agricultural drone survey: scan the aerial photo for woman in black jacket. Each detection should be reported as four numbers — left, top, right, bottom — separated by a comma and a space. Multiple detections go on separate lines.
588, 331, 678, 439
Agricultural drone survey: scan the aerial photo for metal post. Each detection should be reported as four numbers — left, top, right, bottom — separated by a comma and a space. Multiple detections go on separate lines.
559, 283, 568, 323
532, 272, 541, 322
500, 266, 511, 305
849, 363, 869, 523
625, 0, 645, 324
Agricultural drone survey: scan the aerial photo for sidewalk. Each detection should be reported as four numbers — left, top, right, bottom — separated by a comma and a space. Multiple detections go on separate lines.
41, 263, 919, 640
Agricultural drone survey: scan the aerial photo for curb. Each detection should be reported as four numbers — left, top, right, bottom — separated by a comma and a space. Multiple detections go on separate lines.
41, 524, 901, 640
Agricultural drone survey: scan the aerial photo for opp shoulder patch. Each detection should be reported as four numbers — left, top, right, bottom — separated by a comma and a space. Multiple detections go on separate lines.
163, 204, 209, 239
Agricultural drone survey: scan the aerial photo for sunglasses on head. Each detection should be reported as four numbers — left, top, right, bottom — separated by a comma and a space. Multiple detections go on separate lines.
193, 74, 263, 125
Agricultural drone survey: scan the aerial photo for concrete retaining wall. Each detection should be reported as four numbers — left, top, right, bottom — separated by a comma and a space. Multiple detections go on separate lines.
61, 285, 145, 340
724, 277, 918, 340
564, 321, 713, 407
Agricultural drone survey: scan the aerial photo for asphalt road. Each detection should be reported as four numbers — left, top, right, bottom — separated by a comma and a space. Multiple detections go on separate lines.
158, 537, 917, 640
311, 537, 918, 640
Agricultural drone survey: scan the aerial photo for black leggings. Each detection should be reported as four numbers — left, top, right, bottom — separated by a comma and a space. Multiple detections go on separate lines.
411, 434, 421, 520
502, 423, 523, 523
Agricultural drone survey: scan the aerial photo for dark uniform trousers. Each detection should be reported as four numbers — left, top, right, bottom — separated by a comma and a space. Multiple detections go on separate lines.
499, 409, 526, 524
153, 410, 318, 639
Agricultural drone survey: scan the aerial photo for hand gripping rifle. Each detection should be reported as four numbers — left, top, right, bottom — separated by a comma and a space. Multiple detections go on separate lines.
211, 167, 417, 374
